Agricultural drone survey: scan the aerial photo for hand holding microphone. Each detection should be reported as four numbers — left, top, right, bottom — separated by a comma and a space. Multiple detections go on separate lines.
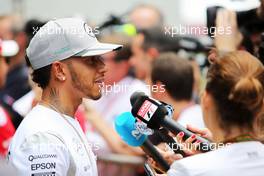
131, 92, 187, 156
130, 92, 212, 152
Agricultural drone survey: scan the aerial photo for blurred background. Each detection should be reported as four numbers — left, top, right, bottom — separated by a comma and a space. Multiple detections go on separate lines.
1, 0, 264, 176
0, 0, 261, 25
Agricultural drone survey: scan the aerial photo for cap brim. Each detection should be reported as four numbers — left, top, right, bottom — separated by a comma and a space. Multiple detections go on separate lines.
75, 42, 123, 57
1, 40, 19, 57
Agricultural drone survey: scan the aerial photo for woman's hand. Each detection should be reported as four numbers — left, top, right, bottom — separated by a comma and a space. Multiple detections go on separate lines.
147, 145, 183, 165
146, 125, 212, 172
174, 124, 213, 155
146, 143, 183, 174
186, 124, 213, 141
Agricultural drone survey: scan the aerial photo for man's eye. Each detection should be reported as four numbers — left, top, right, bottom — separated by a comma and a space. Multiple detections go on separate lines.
83, 58, 95, 65
83, 56, 104, 67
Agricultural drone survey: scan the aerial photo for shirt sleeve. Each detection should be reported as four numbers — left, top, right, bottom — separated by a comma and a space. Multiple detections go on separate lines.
7, 132, 75, 176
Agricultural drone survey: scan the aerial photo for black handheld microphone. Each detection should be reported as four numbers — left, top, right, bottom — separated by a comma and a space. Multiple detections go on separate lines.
130, 92, 212, 152
154, 129, 186, 157
131, 92, 186, 156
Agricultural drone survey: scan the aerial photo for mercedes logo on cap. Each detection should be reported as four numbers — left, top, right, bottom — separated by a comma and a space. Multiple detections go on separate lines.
83, 23, 95, 38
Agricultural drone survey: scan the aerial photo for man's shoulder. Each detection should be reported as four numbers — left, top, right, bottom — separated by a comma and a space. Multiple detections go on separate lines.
178, 104, 204, 128
183, 104, 202, 116
11, 105, 64, 147
17, 105, 53, 130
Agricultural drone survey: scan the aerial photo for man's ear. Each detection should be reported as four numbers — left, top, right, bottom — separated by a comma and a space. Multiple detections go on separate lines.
52, 62, 66, 81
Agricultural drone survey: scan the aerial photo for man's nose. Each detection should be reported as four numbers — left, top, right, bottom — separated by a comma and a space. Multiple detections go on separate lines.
98, 65, 107, 75
97, 60, 107, 74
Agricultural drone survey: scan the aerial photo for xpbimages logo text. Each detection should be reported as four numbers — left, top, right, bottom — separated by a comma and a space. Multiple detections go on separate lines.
99, 82, 166, 95
32, 24, 100, 38
164, 24, 232, 38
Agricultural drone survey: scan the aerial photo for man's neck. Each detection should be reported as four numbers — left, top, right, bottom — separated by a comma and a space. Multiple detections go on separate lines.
171, 100, 194, 120
41, 86, 81, 117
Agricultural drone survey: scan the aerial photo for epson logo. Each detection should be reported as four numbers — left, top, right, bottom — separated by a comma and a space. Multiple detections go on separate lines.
31, 162, 56, 171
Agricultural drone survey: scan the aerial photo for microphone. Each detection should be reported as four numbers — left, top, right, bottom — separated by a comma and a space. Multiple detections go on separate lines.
115, 112, 170, 171
130, 92, 212, 152
131, 92, 186, 156
154, 129, 186, 157
130, 91, 145, 107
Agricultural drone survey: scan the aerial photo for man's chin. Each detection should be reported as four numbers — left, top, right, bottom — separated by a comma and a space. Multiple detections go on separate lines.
90, 92, 102, 100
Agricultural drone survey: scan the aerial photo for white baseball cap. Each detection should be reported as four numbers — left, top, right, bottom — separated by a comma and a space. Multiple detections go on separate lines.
0, 39, 19, 57
26, 18, 122, 70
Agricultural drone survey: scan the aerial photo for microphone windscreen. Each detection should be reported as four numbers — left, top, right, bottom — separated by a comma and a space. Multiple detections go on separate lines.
130, 91, 145, 106
115, 112, 147, 146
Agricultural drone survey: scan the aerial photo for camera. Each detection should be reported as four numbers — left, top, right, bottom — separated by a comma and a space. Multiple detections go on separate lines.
207, 6, 264, 37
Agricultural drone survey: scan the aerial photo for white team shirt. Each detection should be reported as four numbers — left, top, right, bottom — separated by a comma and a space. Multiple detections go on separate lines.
168, 141, 264, 176
7, 105, 97, 176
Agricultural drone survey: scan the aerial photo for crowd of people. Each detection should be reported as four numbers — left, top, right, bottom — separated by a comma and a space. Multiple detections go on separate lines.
1, 2, 264, 176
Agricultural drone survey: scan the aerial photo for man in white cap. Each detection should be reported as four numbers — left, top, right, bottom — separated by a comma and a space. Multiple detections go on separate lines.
7, 18, 122, 176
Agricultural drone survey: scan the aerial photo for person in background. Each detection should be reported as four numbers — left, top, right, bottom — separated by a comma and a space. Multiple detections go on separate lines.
129, 4, 164, 30
0, 15, 31, 129
130, 28, 201, 102
151, 52, 204, 128
0, 15, 14, 40
0, 38, 18, 158
148, 52, 204, 151
152, 51, 264, 176
130, 28, 175, 84
11, 19, 46, 117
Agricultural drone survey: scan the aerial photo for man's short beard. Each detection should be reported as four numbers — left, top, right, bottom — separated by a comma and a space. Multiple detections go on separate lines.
66, 62, 101, 100
92, 93, 102, 100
